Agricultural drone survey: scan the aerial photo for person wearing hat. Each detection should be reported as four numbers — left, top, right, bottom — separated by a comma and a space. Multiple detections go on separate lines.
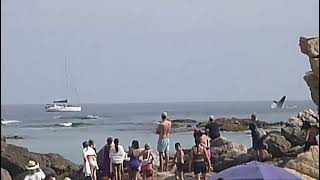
156, 111, 171, 172
205, 115, 220, 143
141, 143, 154, 180
24, 160, 45, 180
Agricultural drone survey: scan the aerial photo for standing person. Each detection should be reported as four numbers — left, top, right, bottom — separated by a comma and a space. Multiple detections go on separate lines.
189, 139, 212, 180
171, 143, 184, 180
205, 116, 220, 143
248, 122, 266, 161
200, 133, 211, 172
193, 127, 203, 145
141, 143, 154, 180
82, 141, 92, 180
301, 121, 319, 151
156, 111, 171, 172
24, 160, 46, 180
89, 139, 97, 153
101, 137, 113, 180
109, 138, 126, 180
128, 140, 142, 180
86, 140, 99, 180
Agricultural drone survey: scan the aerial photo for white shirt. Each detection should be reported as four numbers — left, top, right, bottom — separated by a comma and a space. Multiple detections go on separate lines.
109, 145, 126, 164
82, 147, 96, 176
24, 169, 45, 180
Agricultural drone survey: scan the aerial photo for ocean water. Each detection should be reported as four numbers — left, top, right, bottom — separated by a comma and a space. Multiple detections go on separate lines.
1, 101, 316, 164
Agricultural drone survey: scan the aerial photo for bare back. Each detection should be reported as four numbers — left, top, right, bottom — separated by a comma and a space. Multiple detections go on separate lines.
157, 120, 171, 139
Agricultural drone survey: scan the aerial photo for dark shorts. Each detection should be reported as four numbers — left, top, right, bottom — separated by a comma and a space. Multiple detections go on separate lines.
304, 141, 318, 152
193, 161, 207, 174
253, 140, 264, 150
176, 163, 184, 172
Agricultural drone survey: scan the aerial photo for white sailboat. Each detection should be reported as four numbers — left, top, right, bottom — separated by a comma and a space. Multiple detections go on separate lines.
45, 57, 82, 112
45, 99, 81, 112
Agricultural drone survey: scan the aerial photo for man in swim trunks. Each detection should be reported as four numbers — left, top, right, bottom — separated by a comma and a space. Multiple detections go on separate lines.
156, 111, 171, 172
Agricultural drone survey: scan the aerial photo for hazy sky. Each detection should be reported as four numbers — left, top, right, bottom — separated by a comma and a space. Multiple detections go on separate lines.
1, 0, 319, 104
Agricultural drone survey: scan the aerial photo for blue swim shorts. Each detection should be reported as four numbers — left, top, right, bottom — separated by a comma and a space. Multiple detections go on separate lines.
157, 138, 170, 152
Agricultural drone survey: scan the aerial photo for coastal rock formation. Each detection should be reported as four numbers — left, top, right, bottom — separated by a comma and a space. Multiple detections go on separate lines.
1, 142, 81, 179
281, 126, 306, 147
299, 37, 319, 107
1, 168, 12, 180
285, 168, 318, 180
284, 146, 319, 179
210, 137, 251, 172
265, 133, 291, 158
197, 118, 284, 132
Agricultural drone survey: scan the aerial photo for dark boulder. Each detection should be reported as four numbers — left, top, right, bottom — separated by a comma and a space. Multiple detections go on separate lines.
281, 126, 306, 146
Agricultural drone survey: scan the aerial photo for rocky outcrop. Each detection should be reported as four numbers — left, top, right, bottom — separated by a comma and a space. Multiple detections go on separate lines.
284, 146, 319, 179
1, 142, 81, 179
281, 126, 306, 146
197, 118, 284, 132
284, 168, 318, 180
210, 137, 252, 172
1, 168, 12, 180
265, 133, 291, 158
299, 37, 319, 107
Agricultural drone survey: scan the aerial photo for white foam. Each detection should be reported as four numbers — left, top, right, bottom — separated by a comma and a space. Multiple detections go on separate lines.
59, 122, 73, 127
1, 120, 21, 125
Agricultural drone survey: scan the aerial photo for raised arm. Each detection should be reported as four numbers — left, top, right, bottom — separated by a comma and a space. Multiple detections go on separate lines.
156, 124, 161, 134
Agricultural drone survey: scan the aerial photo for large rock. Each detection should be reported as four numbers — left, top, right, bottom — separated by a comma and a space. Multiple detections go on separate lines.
284, 146, 319, 179
299, 37, 319, 107
1, 142, 81, 179
265, 133, 291, 158
197, 118, 284, 132
1, 168, 12, 180
210, 137, 251, 172
281, 126, 306, 147
284, 168, 318, 180
211, 137, 247, 159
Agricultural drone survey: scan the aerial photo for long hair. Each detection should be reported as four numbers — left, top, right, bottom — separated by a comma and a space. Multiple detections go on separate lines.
114, 138, 119, 152
132, 140, 139, 149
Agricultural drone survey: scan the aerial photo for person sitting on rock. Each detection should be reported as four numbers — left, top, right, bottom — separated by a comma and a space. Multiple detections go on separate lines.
24, 160, 46, 180
301, 121, 319, 151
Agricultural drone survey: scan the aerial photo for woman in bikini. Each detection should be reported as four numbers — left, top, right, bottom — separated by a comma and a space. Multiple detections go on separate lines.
128, 140, 142, 180
189, 139, 212, 180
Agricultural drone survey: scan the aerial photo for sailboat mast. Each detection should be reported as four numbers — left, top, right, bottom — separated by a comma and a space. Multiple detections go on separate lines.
65, 56, 69, 89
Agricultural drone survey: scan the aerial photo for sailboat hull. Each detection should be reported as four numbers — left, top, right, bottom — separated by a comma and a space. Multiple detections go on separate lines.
45, 105, 81, 112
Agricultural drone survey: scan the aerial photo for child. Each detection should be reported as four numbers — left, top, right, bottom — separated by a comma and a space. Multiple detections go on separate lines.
142, 143, 154, 180
171, 143, 184, 180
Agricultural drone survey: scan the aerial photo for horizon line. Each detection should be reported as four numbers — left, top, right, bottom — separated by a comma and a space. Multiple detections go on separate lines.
0, 99, 314, 106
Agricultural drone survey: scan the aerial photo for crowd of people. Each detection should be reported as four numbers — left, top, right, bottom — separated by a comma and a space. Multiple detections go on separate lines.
23, 110, 318, 180
79, 112, 220, 180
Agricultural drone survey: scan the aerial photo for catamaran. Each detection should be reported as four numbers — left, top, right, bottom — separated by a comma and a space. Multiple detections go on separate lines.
45, 57, 82, 112
45, 99, 81, 112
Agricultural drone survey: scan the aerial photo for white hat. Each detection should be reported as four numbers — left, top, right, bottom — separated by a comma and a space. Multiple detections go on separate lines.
64, 178, 72, 180
209, 115, 215, 120
25, 160, 39, 170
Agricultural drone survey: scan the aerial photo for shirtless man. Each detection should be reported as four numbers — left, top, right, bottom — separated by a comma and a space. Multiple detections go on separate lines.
171, 143, 184, 180
156, 111, 171, 172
